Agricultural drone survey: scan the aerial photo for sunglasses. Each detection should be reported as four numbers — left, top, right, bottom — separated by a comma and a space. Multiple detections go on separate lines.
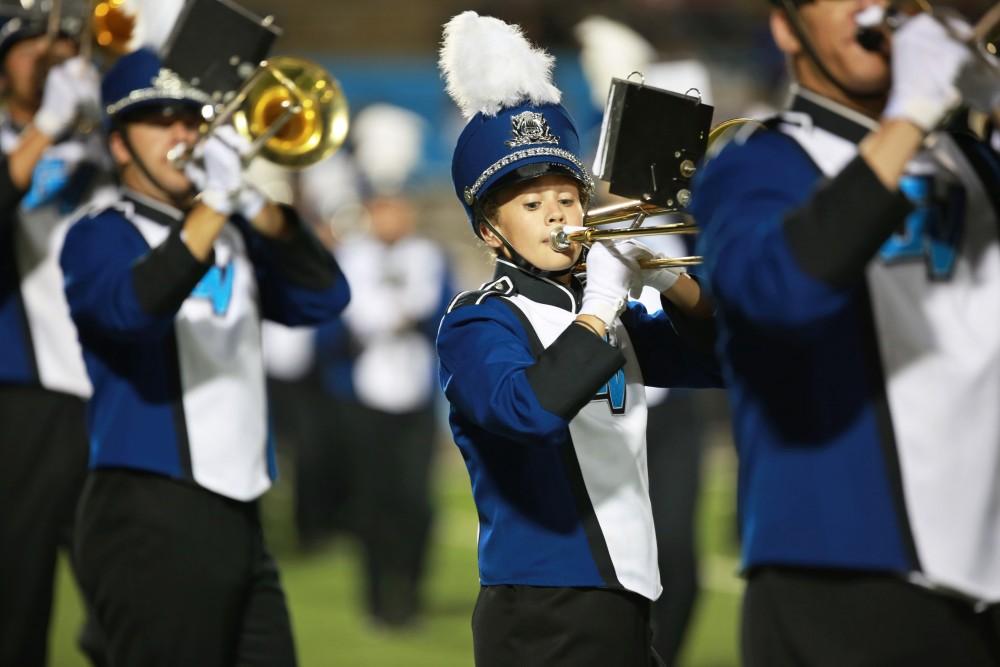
119, 104, 206, 130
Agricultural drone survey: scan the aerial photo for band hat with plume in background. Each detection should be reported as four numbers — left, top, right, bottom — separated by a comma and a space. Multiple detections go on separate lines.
101, 47, 211, 123
352, 102, 427, 198
440, 11, 594, 235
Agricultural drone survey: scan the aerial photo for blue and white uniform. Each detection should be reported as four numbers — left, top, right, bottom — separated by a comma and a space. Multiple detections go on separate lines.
61, 190, 350, 500
437, 259, 721, 600
0, 117, 114, 397
691, 88, 1000, 604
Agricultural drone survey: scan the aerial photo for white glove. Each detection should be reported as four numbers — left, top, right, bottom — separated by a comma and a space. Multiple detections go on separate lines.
608, 239, 683, 295
237, 183, 268, 222
34, 57, 100, 138
186, 126, 250, 216
580, 241, 642, 326
641, 265, 683, 294
883, 14, 971, 131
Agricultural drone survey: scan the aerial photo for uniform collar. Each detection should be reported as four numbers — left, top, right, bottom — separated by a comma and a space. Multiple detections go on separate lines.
493, 258, 583, 312
788, 86, 880, 145
122, 188, 185, 226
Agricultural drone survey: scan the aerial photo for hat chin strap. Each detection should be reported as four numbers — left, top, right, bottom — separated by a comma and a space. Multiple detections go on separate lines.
120, 127, 195, 210
779, 0, 886, 102
481, 220, 576, 280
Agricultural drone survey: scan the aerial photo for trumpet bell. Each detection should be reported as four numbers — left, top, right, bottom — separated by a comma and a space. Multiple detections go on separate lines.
232, 56, 349, 169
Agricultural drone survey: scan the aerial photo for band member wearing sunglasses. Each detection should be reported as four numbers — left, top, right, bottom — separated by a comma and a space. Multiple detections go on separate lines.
60, 48, 350, 666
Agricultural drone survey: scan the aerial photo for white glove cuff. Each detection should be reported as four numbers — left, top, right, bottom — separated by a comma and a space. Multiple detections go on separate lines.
199, 189, 236, 216
646, 267, 682, 293
579, 295, 624, 327
883, 86, 961, 132
239, 186, 267, 221
33, 108, 69, 138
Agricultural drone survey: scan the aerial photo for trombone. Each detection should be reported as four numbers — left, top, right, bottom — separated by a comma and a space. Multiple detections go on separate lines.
555, 117, 758, 269
167, 56, 349, 171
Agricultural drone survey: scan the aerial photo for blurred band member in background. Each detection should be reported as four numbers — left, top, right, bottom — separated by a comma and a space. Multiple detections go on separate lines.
310, 104, 453, 627
0, 6, 111, 665
60, 48, 350, 666
690, 1, 1000, 664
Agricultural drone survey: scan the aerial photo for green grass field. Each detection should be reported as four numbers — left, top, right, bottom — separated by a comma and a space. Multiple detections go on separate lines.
48, 443, 742, 666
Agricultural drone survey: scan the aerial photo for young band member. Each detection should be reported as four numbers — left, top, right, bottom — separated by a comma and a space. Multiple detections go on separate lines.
60, 48, 349, 666
689, 2, 1000, 664
436, 12, 720, 666
0, 8, 111, 664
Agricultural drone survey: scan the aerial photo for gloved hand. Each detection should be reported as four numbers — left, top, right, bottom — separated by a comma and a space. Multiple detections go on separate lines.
185, 126, 250, 216
608, 239, 683, 296
883, 13, 972, 132
580, 241, 642, 326
236, 183, 268, 222
33, 57, 100, 138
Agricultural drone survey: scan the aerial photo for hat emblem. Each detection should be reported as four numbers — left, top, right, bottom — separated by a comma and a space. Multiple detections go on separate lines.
505, 111, 559, 148
151, 68, 187, 93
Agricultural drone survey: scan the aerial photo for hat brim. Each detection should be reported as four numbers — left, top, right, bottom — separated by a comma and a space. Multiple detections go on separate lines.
107, 92, 211, 122
471, 149, 594, 206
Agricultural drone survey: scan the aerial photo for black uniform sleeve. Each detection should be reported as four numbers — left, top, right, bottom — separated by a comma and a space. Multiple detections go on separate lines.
525, 322, 625, 419
261, 204, 339, 289
0, 158, 26, 230
130, 225, 212, 316
783, 155, 913, 289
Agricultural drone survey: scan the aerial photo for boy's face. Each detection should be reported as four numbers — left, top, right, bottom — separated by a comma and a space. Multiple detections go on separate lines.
481, 174, 584, 271
109, 105, 203, 203
773, 0, 891, 99
2, 34, 77, 111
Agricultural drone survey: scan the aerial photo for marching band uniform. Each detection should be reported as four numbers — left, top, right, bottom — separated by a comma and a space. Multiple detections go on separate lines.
0, 11, 112, 665
436, 12, 720, 665
691, 4, 1000, 664
61, 49, 349, 666
319, 228, 451, 625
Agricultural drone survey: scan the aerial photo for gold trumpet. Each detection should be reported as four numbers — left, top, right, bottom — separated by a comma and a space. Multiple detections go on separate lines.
555, 118, 758, 269
168, 56, 349, 170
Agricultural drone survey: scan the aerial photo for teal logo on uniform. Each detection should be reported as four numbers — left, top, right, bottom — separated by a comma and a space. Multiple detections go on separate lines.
879, 175, 965, 280
191, 261, 234, 315
593, 367, 627, 415
22, 157, 96, 213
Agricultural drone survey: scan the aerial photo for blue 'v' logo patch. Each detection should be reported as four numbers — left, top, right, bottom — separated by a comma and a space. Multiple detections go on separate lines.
593, 367, 627, 415
191, 261, 235, 315
879, 175, 966, 280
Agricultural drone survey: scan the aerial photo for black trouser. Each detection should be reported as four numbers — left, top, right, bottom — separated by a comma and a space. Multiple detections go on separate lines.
472, 585, 663, 667
743, 567, 1000, 667
75, 469, 297, 667
0, 385, 89, 667
353, 404, 436, 625
281, 387, 359, 546
646, 392, 705, 666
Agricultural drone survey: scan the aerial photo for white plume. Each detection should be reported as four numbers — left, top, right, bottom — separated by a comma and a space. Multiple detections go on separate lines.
575, 16, 656, 109
439, 11, 561, 119
127, 0, 187, 53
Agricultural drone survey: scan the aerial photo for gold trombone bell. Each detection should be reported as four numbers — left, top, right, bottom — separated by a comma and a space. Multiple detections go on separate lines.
231, 56, 349, 169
